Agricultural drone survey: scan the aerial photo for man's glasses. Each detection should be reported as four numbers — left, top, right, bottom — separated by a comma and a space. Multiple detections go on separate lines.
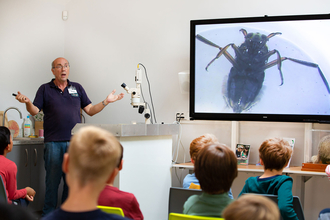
53, 64, 70, 69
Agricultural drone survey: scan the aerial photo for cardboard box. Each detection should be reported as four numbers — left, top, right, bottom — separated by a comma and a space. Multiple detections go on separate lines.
35, 121, 43, 137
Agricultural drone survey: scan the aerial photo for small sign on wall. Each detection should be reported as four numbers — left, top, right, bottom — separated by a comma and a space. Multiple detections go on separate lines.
236, 144, 250, 165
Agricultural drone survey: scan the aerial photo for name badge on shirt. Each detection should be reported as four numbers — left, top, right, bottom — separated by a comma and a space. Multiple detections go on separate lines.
68, 86, 78, 97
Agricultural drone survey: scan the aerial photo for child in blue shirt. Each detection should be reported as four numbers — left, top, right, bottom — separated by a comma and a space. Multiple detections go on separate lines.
182, 134, 234, 199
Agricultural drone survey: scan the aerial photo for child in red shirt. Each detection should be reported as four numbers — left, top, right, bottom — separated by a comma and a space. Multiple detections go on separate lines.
0, 126, 35, 205
98, 144, 143, 220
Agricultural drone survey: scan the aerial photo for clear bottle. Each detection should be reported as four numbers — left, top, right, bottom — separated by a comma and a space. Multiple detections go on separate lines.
23, 116, 31, 137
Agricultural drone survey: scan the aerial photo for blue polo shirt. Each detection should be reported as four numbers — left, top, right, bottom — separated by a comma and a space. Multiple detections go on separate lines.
33, 79, 91, 142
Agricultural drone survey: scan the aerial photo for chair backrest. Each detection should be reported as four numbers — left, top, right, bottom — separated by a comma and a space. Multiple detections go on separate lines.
168, 187, 203, 215
0, 175, 8, 203
169, 213, 224, 220
97, 205, 124, 217
253, 194, 305, 220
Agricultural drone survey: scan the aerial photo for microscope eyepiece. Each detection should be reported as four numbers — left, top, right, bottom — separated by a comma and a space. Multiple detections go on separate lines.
121, 83, 126, 88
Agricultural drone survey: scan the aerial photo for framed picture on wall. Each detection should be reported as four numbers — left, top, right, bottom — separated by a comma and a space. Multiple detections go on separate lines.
236, 144, 250, 165
283, 137, 295, 168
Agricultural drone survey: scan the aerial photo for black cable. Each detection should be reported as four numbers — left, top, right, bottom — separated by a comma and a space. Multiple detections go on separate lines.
138, 63, 157, 124
140, 84, 146, 103
139, 82, 154, 124
146, 102, 154, 124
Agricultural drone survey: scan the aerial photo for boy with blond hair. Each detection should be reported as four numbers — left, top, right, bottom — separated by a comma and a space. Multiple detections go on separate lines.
238, 138, 298, 220
183, 134, 233, 199
42, 126, 131, 220
222, 194, 280, 220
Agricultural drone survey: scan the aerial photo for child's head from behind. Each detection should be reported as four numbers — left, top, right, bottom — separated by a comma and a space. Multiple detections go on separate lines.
68, 126, 121, 187
259, 138, 292, 171
0, 126, 11, 155
222, 194, 280, 220
190, 134, 219, 163
195, 144, 237, 194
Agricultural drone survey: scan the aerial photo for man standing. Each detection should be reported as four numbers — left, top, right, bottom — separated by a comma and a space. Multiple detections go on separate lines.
15, 57, 124, 216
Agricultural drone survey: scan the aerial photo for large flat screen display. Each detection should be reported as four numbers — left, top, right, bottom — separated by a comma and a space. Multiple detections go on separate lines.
190, 14, 330, 123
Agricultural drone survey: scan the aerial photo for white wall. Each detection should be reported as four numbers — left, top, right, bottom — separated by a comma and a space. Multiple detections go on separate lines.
0, 0, 67, 123
1, 0, 330, 125
1, 0, 330, 219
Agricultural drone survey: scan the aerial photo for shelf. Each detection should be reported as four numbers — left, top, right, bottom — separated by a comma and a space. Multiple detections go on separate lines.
172, 162, 327, 176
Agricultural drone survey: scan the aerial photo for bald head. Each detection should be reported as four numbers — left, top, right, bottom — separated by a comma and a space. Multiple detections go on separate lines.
52, 57, 69, 69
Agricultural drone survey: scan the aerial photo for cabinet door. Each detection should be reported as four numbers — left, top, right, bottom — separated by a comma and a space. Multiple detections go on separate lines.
6, 145, 30, 190
7, 144, 46, 212
29, 144, 46, 212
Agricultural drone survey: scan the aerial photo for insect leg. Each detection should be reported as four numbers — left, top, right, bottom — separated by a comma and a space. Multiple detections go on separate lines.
196, 34, 237, 71
264, 56, 330, 94
196, 34, 222, 49
205, 44, 236, 71
263, 49, 284, 86
283, 57, 330, 94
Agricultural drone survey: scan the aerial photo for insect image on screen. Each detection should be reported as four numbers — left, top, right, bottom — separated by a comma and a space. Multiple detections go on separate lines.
196, 28, 330, 113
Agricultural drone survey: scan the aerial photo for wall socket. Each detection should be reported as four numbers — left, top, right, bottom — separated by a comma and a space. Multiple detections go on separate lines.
176, 113, 185, 122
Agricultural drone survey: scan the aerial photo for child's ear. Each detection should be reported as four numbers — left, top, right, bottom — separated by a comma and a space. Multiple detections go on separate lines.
106, 168, 119, 184
62, 153, 69, 174
118, 160, 123, 171
259, 158, 264, 165
191, 158, 195, 164
5, 144, 11, 152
